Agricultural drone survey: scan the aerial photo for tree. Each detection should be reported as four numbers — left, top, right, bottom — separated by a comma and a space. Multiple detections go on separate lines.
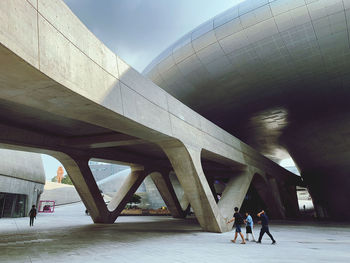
61, 174, 73, 185
130, 194, 141, 204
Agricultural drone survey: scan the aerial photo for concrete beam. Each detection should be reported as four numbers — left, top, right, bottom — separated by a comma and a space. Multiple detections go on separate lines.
64, 133, 146, 148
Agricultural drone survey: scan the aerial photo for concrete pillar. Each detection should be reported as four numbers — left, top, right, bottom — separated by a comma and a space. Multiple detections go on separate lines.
161, 143, 228, 232
53, 153, 110, 223
107, 167, 147, 220
267, 177, 286, 219
288, 185, 300, 217
150, 171, 186, 218
179, 194, 190, 213
218, 170, 253, 219
54, 152, 147, 224
207, 176, 219, 203
280, 183, 299, 218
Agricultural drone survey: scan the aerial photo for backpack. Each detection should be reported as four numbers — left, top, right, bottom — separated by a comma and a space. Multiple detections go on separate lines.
30, 208, 37, 217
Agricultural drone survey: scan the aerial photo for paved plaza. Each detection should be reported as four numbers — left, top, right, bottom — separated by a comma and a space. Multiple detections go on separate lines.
0, 203, 349, 263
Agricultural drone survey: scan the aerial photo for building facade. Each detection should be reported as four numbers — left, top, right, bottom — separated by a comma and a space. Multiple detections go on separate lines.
0, 149, 45, 218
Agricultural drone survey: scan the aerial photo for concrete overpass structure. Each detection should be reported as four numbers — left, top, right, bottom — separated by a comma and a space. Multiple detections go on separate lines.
145, 0, 350, 220
0, 0, 299, 232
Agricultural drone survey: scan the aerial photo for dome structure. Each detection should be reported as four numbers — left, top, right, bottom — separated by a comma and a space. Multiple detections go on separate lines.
145, 0, 350, 220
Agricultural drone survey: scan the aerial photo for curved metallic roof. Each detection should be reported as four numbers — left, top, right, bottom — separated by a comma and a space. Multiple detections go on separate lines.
145, 0, 350, 160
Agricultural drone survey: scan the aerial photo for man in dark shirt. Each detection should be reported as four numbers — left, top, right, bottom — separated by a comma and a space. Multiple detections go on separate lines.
256, 210, 276, 244
29, 205, 37, 227
227, 207, 246, 244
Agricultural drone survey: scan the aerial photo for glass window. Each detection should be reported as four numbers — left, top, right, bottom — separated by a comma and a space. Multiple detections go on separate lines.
0, 192, 27, 218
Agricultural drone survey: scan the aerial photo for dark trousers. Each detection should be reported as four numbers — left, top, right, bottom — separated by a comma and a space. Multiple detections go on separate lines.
258, 225, 275, 242
29, 217, 35, 226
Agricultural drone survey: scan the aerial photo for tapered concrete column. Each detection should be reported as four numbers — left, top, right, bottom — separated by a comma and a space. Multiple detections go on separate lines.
279, 182, 299, 218
161, 143, 228, 232
218, 170, 253, 219
107, 166, 147, 220
268, 177, 287, 219
207, 176, 219, 203
150, 171, 186, 218
53, 153, 110, 223
54, 152, 147, 224
179, 194, 190, 213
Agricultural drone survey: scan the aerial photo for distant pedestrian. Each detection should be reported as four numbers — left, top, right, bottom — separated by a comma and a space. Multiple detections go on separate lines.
245, 212, 256, 241
29, 205, 37, 227
256, 210, 276, 244
227, 207, 246, 244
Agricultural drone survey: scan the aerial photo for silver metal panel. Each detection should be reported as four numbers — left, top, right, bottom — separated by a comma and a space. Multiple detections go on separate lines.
214, 17, 243, 40
192, 30, 217, 52
172, 42, 195, 64
143, 0, 350, 175
196, 42, 226, 65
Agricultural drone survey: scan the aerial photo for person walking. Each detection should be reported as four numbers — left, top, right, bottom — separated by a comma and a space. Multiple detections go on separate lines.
245, 212, 256, 241
256, 210, 276, 244
29, 205, 37, 227
227, 207, 246, 244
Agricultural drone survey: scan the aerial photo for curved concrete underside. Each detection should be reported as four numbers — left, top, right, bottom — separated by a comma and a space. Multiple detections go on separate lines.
0, 0, 300, 232
145, 0, 350, 219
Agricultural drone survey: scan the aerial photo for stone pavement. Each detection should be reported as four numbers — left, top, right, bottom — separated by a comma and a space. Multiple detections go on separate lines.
0, 203, 349, 263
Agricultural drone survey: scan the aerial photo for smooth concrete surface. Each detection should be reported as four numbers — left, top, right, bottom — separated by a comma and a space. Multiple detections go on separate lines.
218, 170, 253, 219
0, 203, 349, 263
143, 176, 167, 209
41, 181, 81, 205
150, 171, 186, 218
0, 149, 45, 184
0, 0, 300, 231
144, 0, 350, 220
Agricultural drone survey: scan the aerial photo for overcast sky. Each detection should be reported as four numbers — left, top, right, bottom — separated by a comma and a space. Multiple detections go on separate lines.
42, 0, 248, 179
63, 0, 244, 72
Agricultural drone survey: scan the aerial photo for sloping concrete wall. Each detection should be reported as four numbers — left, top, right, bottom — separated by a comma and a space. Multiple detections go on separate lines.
41, 181, 81, 206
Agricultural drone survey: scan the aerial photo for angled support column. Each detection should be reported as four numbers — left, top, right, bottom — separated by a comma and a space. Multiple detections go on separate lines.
218, 169, 254, 219
161, 143, 228, 232
267, 177, 287, 219
277, 180, 299, 218
207, 176, 219, 203
53, 152, 110, 223
107, 166, 147, 220
54, 152, 147, 224
252, 173, 288, 219
150, 171, 186, 218
179, 193, 190, 213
